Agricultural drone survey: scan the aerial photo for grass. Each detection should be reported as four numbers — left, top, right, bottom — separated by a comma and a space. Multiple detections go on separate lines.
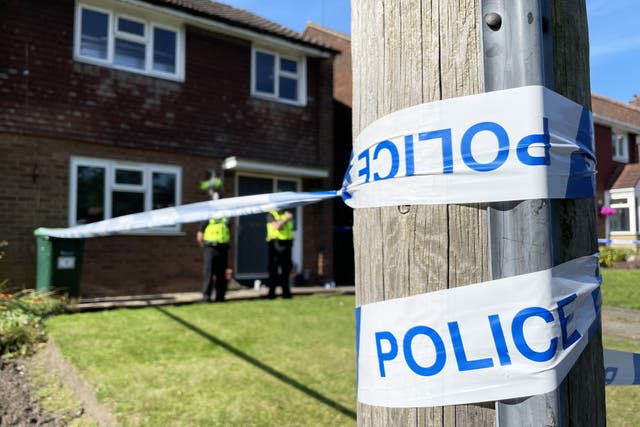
46, 295, 356, 426
601, 269, 640, 310
43, 291, 639, 426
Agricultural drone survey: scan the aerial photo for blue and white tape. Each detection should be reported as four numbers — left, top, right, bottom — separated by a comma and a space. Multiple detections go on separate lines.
604, 349, 640, 386
356, 255, 602, 407
35, 191, 338, 238
598, 239, 640, 246
342, 85, 595, 207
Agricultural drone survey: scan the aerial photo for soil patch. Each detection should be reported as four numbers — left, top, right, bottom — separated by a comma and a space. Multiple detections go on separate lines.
0, 340, 114, 427
0, 358, 64, 426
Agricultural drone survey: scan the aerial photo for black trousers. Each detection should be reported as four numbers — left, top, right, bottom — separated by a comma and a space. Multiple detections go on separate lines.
267, 240, 293, 299
202, 243, 229, 302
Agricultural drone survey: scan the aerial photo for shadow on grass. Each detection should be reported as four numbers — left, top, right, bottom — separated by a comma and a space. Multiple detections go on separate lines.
154, 306, 356, 421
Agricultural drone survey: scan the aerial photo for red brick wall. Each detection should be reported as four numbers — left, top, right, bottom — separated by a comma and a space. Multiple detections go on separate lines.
303, 24, 352, 108
0, 133, 203, 295
595, 124, 615, 192
0, 0, 329, 169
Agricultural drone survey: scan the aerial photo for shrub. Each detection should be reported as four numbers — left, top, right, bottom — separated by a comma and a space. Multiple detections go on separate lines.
599, 246, 634, 268
0, 290, 68, 357
0, 240, 68, 357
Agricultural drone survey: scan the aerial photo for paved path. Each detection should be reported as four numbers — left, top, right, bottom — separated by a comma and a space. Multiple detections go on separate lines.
602, 306, 640, 342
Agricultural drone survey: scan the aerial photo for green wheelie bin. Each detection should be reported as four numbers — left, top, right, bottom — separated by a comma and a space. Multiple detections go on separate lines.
35, 235, 84, 299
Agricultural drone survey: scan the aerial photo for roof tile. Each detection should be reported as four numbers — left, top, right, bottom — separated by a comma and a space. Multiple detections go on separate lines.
611, 163, 640, 189
592, 93, 640, 129
152, 0, 332, 50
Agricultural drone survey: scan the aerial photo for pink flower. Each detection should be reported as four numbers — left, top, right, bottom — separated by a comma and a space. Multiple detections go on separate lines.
600, 206, 616, 216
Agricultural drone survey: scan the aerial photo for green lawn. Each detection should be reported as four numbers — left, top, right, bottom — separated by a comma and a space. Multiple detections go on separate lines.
601, 268, 640, 310
47, 295, 357, 427
44, 291, 639, 426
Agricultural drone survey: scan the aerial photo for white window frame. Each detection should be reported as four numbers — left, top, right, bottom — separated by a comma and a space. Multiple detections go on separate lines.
605, 189, 636, 235
69, 157, 182, 234
74, 2, 185, 81
611, 128, 629, 163
251, 46, 307, 106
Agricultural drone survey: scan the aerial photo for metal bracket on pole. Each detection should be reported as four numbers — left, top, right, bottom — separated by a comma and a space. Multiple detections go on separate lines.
481, 1, 566, 426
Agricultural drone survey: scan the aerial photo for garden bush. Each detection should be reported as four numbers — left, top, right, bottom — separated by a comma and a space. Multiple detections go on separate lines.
0, 240, 68, 357
0, 290, 69, 357
599, 246, 635, 268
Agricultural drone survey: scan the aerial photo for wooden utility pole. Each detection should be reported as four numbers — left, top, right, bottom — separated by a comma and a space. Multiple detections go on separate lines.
352, 1, 605, 426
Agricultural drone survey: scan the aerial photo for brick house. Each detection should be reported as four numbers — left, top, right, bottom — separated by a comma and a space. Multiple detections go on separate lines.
1, 0, 336, 297
303, 22, 353, 285
592, 94, 640, 247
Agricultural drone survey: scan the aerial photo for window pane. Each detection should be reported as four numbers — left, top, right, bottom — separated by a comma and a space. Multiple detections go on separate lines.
255, 52, 275, 94
152, 172, 176, 209
115, 169, 143, 185
80, 9, 109, 59
609, 198, 628, 205
76, 166, 105, 224
118, 17, 145, 36
112, 191, 144, 217
610, 208, 630, 232
115, 38, 145, 70
280, 58, 297, 74
276, 180, 297, 192
279, 76, 298, 101
153, 28, 177, 73
618, 137, 626, 156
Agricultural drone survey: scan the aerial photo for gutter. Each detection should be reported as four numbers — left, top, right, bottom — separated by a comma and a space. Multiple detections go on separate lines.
119, 0, 334, 58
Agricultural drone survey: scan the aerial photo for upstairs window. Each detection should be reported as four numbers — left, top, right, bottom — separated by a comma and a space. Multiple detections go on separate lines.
252, 48, 306, 105
612, 129, 629, 163
70, 157, 182, 233
75, 3, 183, 80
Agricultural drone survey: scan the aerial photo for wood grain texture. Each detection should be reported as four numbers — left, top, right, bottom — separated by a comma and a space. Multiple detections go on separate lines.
352, 0, 492, 425
352, 0, 604, 425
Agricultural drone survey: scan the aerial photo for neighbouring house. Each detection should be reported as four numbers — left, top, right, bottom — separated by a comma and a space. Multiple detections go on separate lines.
1, 0, 337, 297
303, 22, 353, 286
593, 93, 640, 248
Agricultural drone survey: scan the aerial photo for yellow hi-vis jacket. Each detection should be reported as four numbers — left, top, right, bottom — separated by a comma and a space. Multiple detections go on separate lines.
266, 210, 294, 242
203, 218, 230, 244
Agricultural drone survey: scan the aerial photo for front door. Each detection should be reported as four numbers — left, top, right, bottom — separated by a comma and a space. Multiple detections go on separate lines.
235, 175, 300, 279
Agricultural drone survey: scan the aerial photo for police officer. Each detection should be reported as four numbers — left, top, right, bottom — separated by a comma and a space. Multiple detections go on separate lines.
266, 209, 294, 299
197, 216, 230, 302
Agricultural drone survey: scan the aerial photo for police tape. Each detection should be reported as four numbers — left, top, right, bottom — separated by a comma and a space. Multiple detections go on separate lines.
598, 239, 640, 245
604, 349, 640, 386
341, 85, 595, 207
34, 191, 339, 238
356, 255, 603, 407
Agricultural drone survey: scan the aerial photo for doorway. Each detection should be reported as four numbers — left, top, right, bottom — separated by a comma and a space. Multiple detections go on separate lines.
235, 175, 301, 279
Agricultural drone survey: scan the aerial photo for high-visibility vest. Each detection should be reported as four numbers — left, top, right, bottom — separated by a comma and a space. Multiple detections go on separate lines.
203, 218, 229, 244
266, 210, 294, 242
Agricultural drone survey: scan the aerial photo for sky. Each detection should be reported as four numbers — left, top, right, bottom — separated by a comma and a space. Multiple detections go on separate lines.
220, 0, 640, 104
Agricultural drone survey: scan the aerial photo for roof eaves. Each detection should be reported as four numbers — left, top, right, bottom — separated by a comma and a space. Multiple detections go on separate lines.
145, 0, 337, 54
